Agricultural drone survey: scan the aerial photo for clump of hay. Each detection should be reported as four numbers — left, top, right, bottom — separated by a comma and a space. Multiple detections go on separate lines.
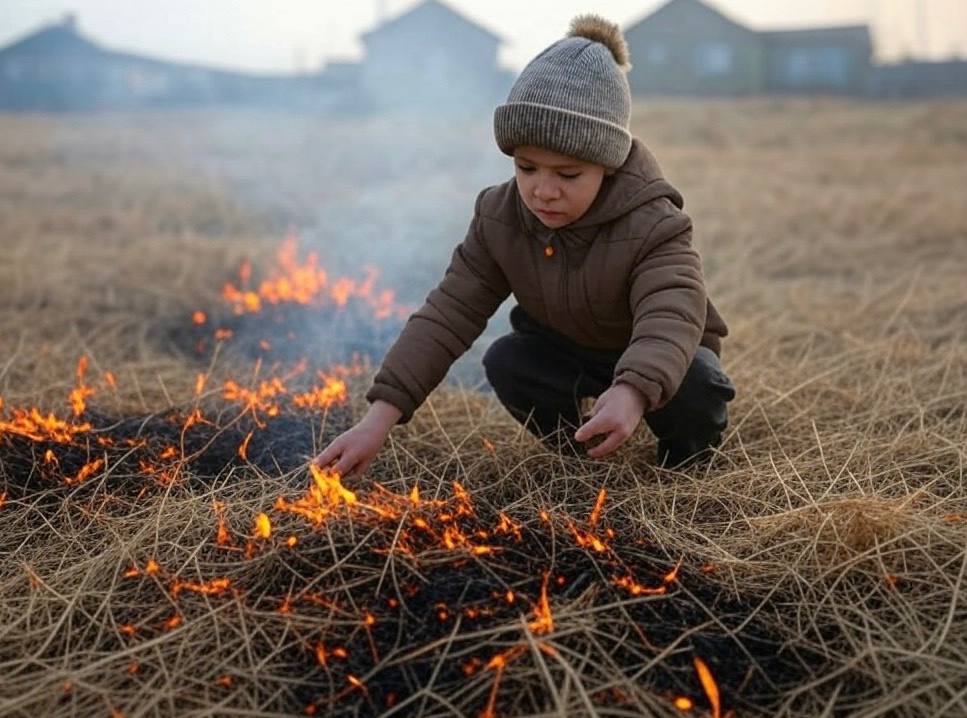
752, 495, 914, 561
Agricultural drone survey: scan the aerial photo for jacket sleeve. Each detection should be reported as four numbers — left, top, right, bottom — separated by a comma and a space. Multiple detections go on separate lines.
365, 192, 511, 423
611, 213, 707, 411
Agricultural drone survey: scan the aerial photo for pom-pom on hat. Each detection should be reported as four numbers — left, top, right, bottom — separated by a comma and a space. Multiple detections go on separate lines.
494, 14, 633, 169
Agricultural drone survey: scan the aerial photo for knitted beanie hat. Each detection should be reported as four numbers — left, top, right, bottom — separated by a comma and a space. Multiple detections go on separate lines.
494, 15, 633, 169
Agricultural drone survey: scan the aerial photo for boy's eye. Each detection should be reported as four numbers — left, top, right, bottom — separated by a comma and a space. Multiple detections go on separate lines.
516, 164, 535, 173
559, 173, 581, 180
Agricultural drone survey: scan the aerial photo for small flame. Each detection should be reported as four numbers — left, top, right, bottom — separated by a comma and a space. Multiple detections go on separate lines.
674, 696, 694, 711
693, 657, 721, 718
192, 310, 207, 325
65, 458, 104, 486
170, 577, 231, 598
528, 572, 554, 635
68, 356, 94, 416
254, 512, 272, 539
238, 431, 254, 461
589, 488, 606, 528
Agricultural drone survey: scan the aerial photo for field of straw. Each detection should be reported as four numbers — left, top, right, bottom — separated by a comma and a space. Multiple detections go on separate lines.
1, 99, 966, 718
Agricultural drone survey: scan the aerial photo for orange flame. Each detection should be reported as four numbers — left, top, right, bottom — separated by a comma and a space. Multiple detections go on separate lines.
68, 356, 94, 417
254, 512, 272, 539
171, 577, 231, 599
238, 431, 254, 461
66, 457, 105, 486
674, 696, 694, 711
528, 572, 554, 635
693, 657, 721, 718
218, 236, 408, 321
589, 488, 606, 528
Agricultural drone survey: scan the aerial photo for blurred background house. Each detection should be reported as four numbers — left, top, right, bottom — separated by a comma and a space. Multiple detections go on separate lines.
624, 0, 873, 96
0, 0, 965, 112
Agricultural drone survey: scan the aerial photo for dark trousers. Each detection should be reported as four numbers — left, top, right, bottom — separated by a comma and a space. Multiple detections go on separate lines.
483, 305, 736, 467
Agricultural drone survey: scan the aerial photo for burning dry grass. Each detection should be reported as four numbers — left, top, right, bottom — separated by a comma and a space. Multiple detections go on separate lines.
2, 99, 967, 717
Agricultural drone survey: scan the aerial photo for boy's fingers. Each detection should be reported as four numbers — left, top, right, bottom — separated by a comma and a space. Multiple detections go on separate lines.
574, 413, 609, 442
586, 430, 625, 459
332, 452, 359, 478
313, 446, 339, 468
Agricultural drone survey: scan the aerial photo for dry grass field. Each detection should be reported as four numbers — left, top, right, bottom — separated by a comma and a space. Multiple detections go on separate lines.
1, 99, 965, 717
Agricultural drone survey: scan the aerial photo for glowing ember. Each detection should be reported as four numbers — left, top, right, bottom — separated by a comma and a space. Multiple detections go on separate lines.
170, 577, 231, 598
589, 488, 607, 528
66, 458, 104, 486
694, 657, 721, 718
255, 513, 272, 539
238, 430, 254, 461
528, 572, 554, 635
663, 560, 682, 585
68, 356, 94, 417
674, 696, 694, 711
612, 574, 667, 596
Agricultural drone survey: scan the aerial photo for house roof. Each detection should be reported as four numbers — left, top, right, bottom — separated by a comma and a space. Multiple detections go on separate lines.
361, 0, 503, 45
761, 25, 873, 49
625, 0, 754, 37
0, 18, 105, 60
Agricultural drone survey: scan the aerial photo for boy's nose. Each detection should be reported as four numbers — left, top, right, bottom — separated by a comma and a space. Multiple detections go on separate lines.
534, 180, 560, 201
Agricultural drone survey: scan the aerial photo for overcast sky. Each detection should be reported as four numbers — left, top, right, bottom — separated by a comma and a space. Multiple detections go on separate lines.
2, 0, 965, 73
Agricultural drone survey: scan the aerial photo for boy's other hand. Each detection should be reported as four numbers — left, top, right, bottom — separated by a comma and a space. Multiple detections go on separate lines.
573, 384, 647, 459
311, 400, 402, 479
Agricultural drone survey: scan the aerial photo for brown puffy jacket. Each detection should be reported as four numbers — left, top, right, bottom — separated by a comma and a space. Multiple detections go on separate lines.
366, 138, 728, 423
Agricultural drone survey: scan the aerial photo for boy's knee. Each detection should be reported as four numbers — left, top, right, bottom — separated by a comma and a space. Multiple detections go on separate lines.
689, 347, 736, 400
482, 335, 518, 387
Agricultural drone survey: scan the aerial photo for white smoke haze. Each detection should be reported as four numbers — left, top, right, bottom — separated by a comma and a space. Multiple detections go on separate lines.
47, 107, 517, 384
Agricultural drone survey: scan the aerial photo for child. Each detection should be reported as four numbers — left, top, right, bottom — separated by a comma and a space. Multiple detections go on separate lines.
313, 15, 735, 477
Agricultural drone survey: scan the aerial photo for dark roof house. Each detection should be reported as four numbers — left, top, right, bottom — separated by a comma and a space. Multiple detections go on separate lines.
0, 14, 325, 111
625, 0, 873, 96
624, 0, 763, 96
354, 0, 513, 113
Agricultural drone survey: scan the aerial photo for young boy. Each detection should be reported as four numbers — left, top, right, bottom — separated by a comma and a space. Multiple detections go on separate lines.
313, 15, 735, 477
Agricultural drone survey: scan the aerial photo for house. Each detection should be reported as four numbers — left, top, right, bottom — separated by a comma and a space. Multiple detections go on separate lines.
624, 0, 873, 96
761, 26, 873, 95
353, 0, 513, 113
870, 59, 967, 98
0, 14, 324, 111
624, 0, 763, 96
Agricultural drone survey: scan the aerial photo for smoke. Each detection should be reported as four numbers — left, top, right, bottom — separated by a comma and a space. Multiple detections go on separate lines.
53, 107, 518, 386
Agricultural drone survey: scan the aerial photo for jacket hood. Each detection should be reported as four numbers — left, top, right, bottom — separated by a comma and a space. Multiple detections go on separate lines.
517, 137, 684, 239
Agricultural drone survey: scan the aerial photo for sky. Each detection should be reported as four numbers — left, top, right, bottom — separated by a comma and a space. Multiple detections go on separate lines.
1, 0, 965, 74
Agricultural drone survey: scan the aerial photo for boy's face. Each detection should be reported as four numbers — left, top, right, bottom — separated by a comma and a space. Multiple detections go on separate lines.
513, 145, 608, 229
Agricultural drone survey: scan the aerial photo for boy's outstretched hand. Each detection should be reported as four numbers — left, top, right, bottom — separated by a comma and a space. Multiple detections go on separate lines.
311, 400, 402, 478
573, 383, 647, 459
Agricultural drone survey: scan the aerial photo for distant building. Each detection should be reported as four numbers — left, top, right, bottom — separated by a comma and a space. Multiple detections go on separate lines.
870, 59, 967, 98
625, 0, 873, 96
624, 0, 762, 96
761, 26, 873, 95
339, 0, 513, 113
0, 14, 323, 111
